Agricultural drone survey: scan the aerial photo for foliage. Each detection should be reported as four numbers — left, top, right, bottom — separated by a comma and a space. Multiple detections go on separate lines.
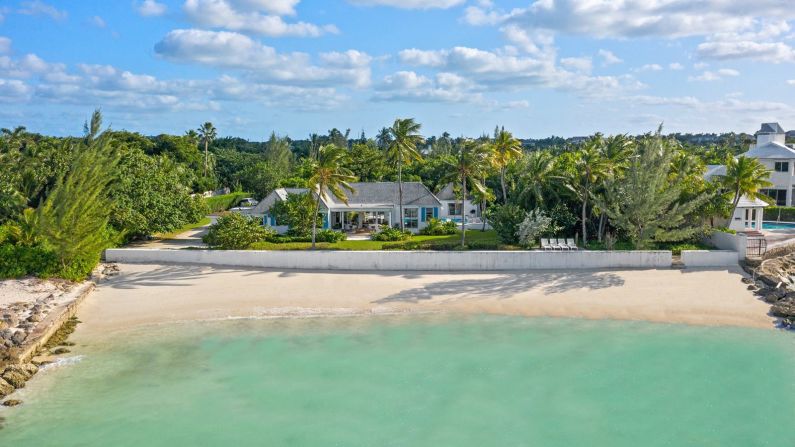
110, 148, 208, 238
36, 112, 120, 280
596, 133, 711, 249
308, 144, 356, 248
516, 209, 555, 248
419, 218, 458, 235
270, 193, 321, 237
491, 128, 523, 202
371, 226, 413, 241
387, 118, 424, 231
441, 139, 492, 246
486, 204, 527, 245
0, 243, 59, 279
202, 212, 275, 249
546, 203, 578, 237
204, 192, 252, 213
764, 206, 795, 222
269, 229, 346, 243
345, 141, 391, 181
713, 226, 737, 234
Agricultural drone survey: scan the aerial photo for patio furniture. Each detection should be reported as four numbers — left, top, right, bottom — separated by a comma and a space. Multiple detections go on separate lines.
566, 238, 578, 250
540, 238, 553, 250
554, 238, 569, 250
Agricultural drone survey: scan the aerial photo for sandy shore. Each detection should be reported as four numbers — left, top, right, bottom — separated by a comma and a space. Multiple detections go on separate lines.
71, 263, 777, 336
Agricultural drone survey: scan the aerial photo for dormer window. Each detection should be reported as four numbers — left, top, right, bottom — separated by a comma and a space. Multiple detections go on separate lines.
775, 161, 789, 173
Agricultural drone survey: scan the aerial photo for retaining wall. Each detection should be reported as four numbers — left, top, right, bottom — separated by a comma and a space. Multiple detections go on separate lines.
680, 250, 739, 268
105, 248, 673, 271
706, 231, 747, 259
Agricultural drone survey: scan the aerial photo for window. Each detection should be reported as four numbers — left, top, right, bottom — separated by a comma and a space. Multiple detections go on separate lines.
775, 162, 789, 173
761, 189, 787, 206
403, 208, 418, 229
448, 203, 462, 216
425, 207, 434, 221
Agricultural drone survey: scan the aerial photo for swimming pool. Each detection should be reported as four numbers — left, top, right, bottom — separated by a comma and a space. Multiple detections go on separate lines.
763, 221, 795, 230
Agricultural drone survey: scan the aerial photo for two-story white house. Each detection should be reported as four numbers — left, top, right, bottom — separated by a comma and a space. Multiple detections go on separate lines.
744, 122, 795, 206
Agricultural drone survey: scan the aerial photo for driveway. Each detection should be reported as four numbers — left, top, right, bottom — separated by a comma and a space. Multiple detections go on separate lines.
130, 216, 216, 249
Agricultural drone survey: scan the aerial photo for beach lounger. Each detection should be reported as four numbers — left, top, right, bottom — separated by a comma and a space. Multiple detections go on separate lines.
566, 238, 578, 250
551, 238, 565, 250
540, 238, 553, 250
558, 238, 571, 250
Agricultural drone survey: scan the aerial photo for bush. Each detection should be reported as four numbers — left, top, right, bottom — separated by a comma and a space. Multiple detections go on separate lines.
486, 204, 526, 245
204, 192, 252, 213
270, 193, 320, 238
419, 218, 458, 236
766, 206, 795, 222
203, 213, 275, 249
0, 243, 59, 279
268, 229, 346, 243
713, 226, 736, 234
381, 240, 501, 251
371, 226, 412, 241
516, 209, 555, 248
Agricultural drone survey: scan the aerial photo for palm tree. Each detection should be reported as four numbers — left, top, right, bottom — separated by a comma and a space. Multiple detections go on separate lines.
376, 127, 392, 150
491, 128, 523, 202
561, 136, 611, 244
197, 122, 217, 178
517, 150, 554, 209
442, 139, 490, 247
721, 155, 772, 219
309, 145, 356, 249
595, 134, 634, 240
386, 118, 424, 231
184, 129, 199, 146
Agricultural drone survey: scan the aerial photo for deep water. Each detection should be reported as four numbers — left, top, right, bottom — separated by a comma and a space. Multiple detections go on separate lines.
1, 315, 794, 446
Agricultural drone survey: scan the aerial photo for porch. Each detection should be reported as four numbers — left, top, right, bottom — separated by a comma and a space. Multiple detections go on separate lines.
328, 208, 392, 235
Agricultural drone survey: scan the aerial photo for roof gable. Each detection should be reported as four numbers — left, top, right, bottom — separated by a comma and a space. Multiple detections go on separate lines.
759, 122, 785, 134
742, 141, 795, 159
321, 182, 441, 208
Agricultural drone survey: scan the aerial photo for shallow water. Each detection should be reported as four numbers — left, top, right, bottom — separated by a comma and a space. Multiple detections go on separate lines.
1, 315, 794, 446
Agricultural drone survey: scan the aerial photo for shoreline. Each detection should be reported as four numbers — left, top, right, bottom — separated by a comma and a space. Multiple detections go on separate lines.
72, 263, 778, 338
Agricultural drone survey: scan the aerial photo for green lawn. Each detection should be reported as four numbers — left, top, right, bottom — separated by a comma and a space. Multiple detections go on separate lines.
153, 217, 211, 240
249, 230, 504, 251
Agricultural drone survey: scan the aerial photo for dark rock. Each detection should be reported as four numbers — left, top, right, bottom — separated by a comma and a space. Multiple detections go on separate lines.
26, 313, 42, 323
764, 293, 780, 304
51, 347, 70, 355
2, 399, 22, 407
1, 371, 26, 389
741, 277, 754, 284
0, 378, 13, 397
10, 331, 25, 346
771, 300, 795, 318
747, 284, 757, 291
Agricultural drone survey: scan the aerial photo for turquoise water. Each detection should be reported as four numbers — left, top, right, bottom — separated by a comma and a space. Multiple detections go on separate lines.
1, 316, 794, 446
763, 221, 795, 230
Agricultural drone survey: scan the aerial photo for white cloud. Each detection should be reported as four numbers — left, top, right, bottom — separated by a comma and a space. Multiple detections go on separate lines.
462, 5, 505, 26
698, 40, 795, 63
374, 71, 479, 103
787, 80, 795, 86
90, 15, 106, 28
348, 0, 464, 9
137, 0, 167, 17
636, 64, 663, 72
560, 56, 592, 74
17, 1, 67, 21
688, 68, 740, 81
154, 29, 371, 87
669, 62, 684, 70
598, 49, 622, 66
0, 37, 11, 54
182, 0, 337, 37
0, 79, 32, 99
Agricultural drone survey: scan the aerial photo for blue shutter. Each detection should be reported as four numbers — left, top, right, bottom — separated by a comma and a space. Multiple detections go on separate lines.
433, 207, 439, 218
322, 213, 329, 229
421, 208, 426, 222
271, 216, 276, 226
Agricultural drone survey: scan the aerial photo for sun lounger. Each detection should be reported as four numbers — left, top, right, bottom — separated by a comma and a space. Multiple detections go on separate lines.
566, 238, 578, 250
550, 238, 564, 250
540, 238, 553, 250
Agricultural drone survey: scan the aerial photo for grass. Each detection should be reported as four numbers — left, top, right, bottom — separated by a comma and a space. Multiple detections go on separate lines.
249, 230, 502, 251
204, 192, 252, 213
586, 239, 714, 254
153, 217, 211, 240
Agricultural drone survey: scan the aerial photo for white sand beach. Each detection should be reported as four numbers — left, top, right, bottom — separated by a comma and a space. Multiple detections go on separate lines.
73, 263, 776, 335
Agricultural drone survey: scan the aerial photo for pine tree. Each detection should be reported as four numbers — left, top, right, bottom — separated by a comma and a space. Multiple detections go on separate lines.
37, 111, 120, 278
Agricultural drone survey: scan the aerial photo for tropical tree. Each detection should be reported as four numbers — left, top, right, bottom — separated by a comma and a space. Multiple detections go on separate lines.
376, 127, 392, 150
516, 150, 554, 209
442, 139, 490, 247
491, 128, 523, 202
721, 155, 772, 219
595, 134, 634, 240
386, 118, 424, 231
559, 136, 611, 244
596, 133, 710, 248
308, 145, 356, 249
197, 122, 217, 178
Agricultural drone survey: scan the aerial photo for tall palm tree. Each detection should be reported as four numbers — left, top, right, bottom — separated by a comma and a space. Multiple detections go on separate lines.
184, 129, 199, 146
595, 134, 634, 240
561, 136, 611, 244
197, 122, 217, 178
518, 150, 554, 209
309, 145, 356, 249
491, 128, 523, 202
442, 139, 490, 247
721, 155, 772, 220
387, 118, 424, 231
376, 127, 392, 150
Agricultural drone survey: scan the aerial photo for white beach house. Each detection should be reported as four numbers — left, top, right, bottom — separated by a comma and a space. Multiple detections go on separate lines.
249, 182, 443, 234
435, 182, 481, 221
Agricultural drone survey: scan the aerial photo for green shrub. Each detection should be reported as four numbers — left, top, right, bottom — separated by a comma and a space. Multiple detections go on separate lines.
486, 204, 526, 245
713, 226, 736, 234
371, 226, 412, 241
268, 229, 346, 243
419, 218, 458, 235
270, 193, 320, 237
204, 192, 251, 213
203, 213, 275, 249
0, 244, 59, 279
766, 206, 795, 222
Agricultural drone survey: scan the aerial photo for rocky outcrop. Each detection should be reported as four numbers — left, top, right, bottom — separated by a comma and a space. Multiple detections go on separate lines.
0, 377, 13, 397
2, 399, 22, 407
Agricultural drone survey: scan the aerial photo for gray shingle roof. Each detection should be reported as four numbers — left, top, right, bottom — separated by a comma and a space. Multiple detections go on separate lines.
743, 141, 795, 159
758, 122, 785, 134
321, 182, 441, 208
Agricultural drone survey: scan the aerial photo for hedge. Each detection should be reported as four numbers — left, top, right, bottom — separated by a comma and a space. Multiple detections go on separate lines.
204, 192, 252, 213
766, 206, 795, 222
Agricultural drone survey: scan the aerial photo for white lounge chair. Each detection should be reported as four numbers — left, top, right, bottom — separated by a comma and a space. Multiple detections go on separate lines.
540, 238, 553, 250
565, 238, 577, 250
554, 238, 568, 250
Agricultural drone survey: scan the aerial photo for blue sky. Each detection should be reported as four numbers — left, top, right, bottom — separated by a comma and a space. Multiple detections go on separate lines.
1, 0, 795, 139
